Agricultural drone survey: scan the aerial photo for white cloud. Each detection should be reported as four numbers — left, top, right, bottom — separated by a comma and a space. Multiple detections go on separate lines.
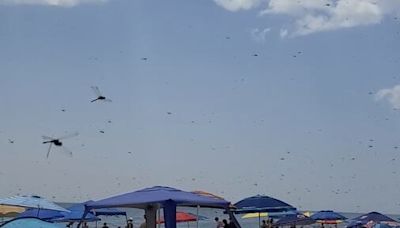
376, 85, 400, 109
251, 27, 271, 42
0, 0, 107, 7
215, 0, 400, 37
213, 0, 264, 12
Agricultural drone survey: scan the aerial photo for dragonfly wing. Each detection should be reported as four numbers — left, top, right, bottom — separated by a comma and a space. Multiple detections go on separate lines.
103, 98, 112, 102
91, 86, 102, 97
61, 146, 73, 157
46, 143, 52, 158
58, 132, 79, 140
42, 135, 55, 140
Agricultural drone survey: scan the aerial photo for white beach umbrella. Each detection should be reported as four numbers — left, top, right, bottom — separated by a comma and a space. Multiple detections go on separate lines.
0, 195, 69, 212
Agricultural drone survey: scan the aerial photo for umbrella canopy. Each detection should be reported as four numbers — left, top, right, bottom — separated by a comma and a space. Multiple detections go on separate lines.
18, 201, 99, 223
0, 195, 68, 212
347, 212, 400, 227
157, 211, 207, 224
311, 210, 347, 224
17, 208, 63, 221
234, 195, 296, 213
242, 211, 297, 219
0, 217, 60, 228
274, 213, 316, 227
0, 206, 24, 217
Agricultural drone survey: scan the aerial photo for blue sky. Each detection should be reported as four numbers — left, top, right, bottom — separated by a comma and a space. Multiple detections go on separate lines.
1, 0, 400, 213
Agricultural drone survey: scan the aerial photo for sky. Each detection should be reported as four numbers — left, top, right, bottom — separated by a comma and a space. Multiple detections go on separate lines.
0, 0, 400, 214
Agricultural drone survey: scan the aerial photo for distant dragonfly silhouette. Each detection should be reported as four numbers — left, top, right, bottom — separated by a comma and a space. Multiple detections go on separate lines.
42, 132, 78, 158
91, 86, 112, 103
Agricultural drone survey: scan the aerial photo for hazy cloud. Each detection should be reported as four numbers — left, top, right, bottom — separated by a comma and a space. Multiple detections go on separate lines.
251, 27, 271, 42
213, 0, 264, 11
215, 0, 400, 37
376, 85, 400, 109
0, 0, 107, 7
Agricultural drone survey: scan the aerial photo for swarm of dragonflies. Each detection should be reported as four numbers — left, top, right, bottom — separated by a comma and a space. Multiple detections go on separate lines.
42, 132, 79, 158
91, 86, 112, 103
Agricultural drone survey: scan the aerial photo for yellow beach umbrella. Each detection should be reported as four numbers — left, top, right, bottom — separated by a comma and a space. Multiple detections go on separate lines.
242, 212, 269, 219
303, 211, 313, 217
0, 205, 25, 217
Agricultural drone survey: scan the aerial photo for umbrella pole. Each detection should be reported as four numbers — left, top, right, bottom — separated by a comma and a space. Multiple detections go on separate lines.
259, 213, 261, 228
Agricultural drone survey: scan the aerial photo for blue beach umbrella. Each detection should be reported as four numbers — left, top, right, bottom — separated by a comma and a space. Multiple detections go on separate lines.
311, 210, 347, 224
347, 212, 400, 227
234, 195, 296, 227
274, 213, 316, 227
0, 217, 59, 228
233, 195, 296, 213
17, 209, 63, 221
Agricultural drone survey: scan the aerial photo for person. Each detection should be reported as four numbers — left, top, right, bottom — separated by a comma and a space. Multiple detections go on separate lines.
261, 220, 268, 228
102, 222, 109, 228
215, 217, 224, 227
223, 219, 229, 227
126, 217, 134, 228
82, 222, 89, 228
140, 215, 147, 228
228, 217, 238, 228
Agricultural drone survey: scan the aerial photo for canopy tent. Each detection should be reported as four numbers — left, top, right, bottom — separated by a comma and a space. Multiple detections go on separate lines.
92, 208, 126, 217
274, 213, 316, 227
311, 210, 347, 224
52, 202, 100, 223
347, 212, 400, 228
80, 186, 235, 228
0, 195, 68, 212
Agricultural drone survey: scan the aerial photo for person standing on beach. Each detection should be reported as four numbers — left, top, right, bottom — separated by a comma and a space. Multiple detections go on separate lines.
215, 217, 224, 227
102, 222, 109, 228
126, 217, 134, 228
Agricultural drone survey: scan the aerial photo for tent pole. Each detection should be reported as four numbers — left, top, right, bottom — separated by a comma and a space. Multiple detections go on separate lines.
157, 208, 161, 228
196, 205, 199, 228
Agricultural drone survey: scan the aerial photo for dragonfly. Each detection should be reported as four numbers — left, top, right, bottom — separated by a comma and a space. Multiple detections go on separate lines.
90, 86, 112, 103
42, 132, 79, 158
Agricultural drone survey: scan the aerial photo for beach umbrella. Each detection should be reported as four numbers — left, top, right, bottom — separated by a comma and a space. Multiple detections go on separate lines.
242, 211, 296, 219
17, 208, 63, 221
274, 213, 316, 227
234, 195, 296, 213
347, 212, 400, 228
0, 217, 59, 228
234, 195, 296, 227
0, 195, 69, 212
311, 210, 347, 224
157, 211, 207, 223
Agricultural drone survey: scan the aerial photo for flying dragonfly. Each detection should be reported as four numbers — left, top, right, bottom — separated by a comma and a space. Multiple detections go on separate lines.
90, 86, 112, 103
42, 132, 79, 158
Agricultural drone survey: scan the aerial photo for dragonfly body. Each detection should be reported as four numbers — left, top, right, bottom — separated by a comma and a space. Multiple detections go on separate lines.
90, 86, 111, 103
42, 132, 78, 158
